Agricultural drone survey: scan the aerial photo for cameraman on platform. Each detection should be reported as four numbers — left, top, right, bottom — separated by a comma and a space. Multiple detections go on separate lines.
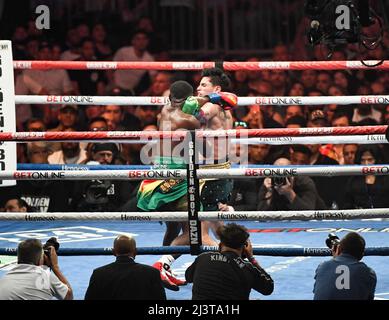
185, 223, 274, 300
0, 238, 73, 300
257, 157, 326, 211
313, 232, 376, 300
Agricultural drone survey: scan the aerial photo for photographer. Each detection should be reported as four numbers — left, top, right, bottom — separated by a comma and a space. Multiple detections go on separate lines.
71, 143, 136, 212
0, 238, 73, 300
257, 158, 326, 211
313, 232, 376, 300
185, 223, 274, 300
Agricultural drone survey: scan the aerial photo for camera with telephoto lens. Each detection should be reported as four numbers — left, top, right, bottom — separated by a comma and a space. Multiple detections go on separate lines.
43, 237, 60, 259
271, 177, 288, 187
325, 233, 340, 249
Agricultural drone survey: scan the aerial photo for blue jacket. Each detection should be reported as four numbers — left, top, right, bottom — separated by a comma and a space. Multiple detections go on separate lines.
313, 253, 376, 300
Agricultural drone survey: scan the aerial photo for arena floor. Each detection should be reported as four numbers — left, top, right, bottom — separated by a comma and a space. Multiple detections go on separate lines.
1, 219, 389, 300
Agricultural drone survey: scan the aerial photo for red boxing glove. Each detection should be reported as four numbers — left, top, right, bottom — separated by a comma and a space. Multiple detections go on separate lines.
207, 92, 238, 110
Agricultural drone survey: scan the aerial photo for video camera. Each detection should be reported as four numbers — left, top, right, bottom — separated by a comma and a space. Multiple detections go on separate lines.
43, 237, 60, 259
304, 0, 384, 63
325, 233, 340, 249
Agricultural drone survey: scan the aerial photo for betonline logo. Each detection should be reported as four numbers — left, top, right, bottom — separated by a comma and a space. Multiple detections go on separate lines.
139, 127, 249, 165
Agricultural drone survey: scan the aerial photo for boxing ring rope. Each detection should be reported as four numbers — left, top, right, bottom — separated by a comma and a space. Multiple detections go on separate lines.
13, 60, 389, 71
14, 95, 389, 106
1, 208, 389, 221
15, 162, 387, 171
1, 246, 388, 257
0, 126, 387, 142
6, 55, 389, 261
4, 134, 387, 145
17, 164, 155, 170
233, 135, 388, 145
1, 165, 389, 180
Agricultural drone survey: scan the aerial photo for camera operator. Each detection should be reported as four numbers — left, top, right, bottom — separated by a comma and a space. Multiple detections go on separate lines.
313, 232, 376, 300
0, 238, 73, 300
71, 143, 136, 212
185, 223, 274, 300
257, 157, 326, 211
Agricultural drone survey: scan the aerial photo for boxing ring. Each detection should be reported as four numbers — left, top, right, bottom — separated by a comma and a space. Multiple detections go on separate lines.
1, 44, 389, 299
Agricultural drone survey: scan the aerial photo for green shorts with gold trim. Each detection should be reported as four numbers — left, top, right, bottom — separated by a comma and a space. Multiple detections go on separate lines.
137, 157, 187, 211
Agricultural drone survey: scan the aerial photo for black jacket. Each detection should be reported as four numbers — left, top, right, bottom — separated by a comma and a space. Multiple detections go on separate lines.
257, 176, 326, 211
185, 251, 274, 300
84, 256, 166, 300
342, 176, 389, 209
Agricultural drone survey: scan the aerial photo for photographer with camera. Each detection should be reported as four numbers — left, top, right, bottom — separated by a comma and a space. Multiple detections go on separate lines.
185, 223, 274, 300
71, 143, 136, 212
0, 238, 73, 300
257, 157, 326, 211
313, 232, 376, 300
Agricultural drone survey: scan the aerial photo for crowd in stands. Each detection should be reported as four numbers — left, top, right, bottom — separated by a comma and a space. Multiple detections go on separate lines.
1, 11, 389, 213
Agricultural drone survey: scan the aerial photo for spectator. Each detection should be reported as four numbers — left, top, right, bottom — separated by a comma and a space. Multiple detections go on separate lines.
322, 112, 352, 164
24, 118, 46, 132
141, 71, 172, 96
11, 26, 28, 59
342, 145, 389, 209
85, 235, 166, 300
285, 105, 304, 123
285, 115, 307, 128
49, 105, 79, 132
48, 129, 88, 164
248, 144, 271, 165
333, 71, 353, 94
272, 43, 290, 61
257, 158, 326, 211
290, 144, 312, 165
343, 144, 358, 165
313, 232, 376, 300
88, 117, 109, 132
288, 82, 305, 96
83, 117, 110, 160
316, 72, 332, 94
91, 23, 113, 60
48, 105, 80, 152
134, 105, 159, 128
113, 30, 157, 95
300, 70, 317, 91
102, 105, 126, 130
269, 70, 288, 97
68, 38, 107, 96
0, 239, 73, 300
61, 28, 81, 61
84, 105, 104, 123
185, 223, 274, 300
4, 198, 29, 212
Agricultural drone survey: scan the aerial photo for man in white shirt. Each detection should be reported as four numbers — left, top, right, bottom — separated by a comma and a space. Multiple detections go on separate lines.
48, 128, 88, 164
0, 239, 73, 300
113, 30, 157, 94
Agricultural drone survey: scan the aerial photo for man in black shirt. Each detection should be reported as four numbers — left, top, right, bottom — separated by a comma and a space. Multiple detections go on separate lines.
185, 223, 274, 300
